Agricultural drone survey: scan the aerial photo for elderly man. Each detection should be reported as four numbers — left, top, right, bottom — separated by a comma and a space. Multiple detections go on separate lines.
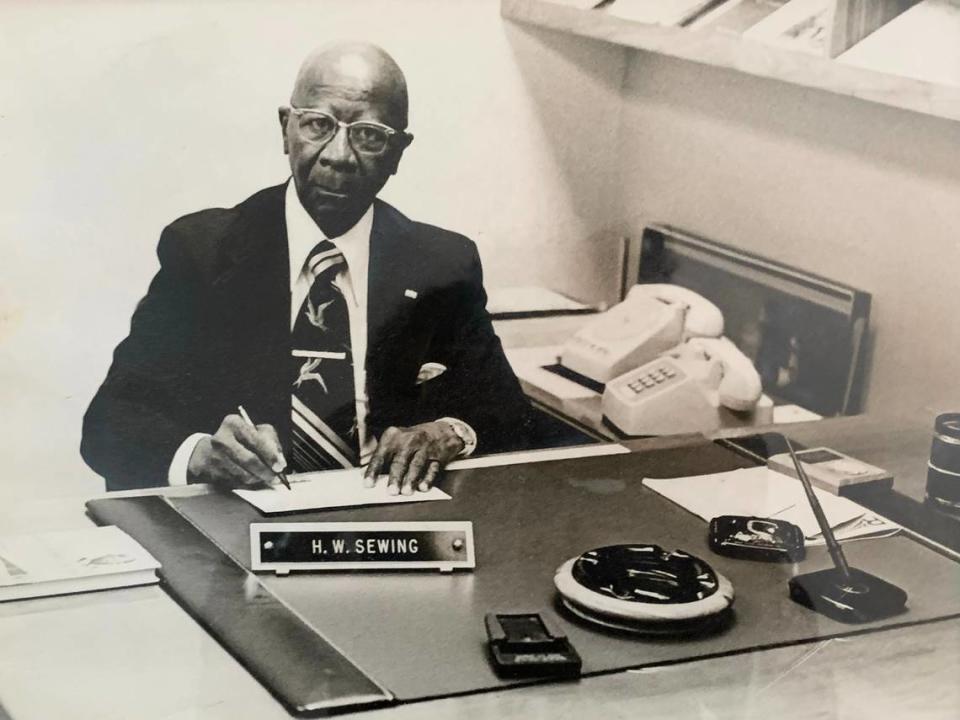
81, 42, 535, 493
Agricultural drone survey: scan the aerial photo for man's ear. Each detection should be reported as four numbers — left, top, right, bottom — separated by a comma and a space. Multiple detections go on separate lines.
278, 107, 291, 155
388, 132, 413, 176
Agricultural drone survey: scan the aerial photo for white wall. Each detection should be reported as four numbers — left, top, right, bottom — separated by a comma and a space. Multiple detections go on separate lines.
10, 1, 944, 501
0, 0, 626, 498
615, 52, 960, 416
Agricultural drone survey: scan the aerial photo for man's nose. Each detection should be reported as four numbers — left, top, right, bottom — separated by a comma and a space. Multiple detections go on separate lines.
318, 126, 358, 172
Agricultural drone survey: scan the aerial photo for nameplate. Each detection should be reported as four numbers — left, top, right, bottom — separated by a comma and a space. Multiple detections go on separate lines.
250, 521, 475, 573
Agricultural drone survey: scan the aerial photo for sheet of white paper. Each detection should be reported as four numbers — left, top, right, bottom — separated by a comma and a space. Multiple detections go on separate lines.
486, 285, 588, 315
234, 444, 627, 513
643, 466, 866, 539
234, 467, 451, 515
447, 443, 629, 471
814, 512, 900, 545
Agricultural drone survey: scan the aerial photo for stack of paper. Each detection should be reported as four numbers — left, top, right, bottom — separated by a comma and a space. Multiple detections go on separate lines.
742, 0, 833, 56
644, 466, 898, 544
0, 526, 160, 602
689, 0, 790, 34
539, 0, 605, 8
605, 0, 723, 26
838, 0, 960, 88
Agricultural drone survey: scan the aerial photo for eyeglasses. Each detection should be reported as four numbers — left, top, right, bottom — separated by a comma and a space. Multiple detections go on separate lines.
289, 107, 404, 155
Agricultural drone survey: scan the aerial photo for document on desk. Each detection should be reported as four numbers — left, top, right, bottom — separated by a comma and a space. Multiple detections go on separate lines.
0, 526, 160, 602
447, 442, 629, 470
234, 467, 451, 515
643, 466, 899, 544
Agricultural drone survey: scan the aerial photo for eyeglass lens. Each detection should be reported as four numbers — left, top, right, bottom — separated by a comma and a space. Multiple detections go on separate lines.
297, 112, 389, 153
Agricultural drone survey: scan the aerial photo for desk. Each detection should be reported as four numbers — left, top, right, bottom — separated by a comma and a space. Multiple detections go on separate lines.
1, 416, 958, 720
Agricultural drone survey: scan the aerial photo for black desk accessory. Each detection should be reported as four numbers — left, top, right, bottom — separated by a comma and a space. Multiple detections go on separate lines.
784, 437, 908, 623
485, 613, 581, 679
709, 516, 805, 562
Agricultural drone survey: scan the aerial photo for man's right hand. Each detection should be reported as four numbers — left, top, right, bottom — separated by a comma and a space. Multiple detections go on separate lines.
186, 414, 286, 490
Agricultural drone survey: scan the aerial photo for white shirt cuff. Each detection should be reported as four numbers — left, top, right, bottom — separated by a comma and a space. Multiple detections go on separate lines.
437, 418, 477, 458
168, 433, 210, 486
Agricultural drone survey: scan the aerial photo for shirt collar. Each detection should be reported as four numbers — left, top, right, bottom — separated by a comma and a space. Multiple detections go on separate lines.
284, 179, 374, 288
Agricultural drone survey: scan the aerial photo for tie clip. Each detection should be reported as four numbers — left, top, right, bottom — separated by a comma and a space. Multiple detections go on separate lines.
292, 350, 347, 360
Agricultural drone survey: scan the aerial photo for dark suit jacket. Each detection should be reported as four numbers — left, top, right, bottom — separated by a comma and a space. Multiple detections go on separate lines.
81, 184, 536, 490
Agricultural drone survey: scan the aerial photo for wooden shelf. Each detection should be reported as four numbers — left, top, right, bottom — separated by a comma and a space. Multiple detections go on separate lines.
501, 0, 960, 123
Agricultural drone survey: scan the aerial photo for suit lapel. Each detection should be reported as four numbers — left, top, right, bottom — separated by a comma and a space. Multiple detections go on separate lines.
366, 200, 423, 430
367, 200, 416, 353
212, 184, 290, 299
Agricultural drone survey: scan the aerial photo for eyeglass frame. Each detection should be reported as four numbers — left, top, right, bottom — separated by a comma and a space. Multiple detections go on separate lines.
287, 106, 411, 155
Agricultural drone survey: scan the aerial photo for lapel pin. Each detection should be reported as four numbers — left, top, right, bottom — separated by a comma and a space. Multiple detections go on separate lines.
404, 289, 418, 299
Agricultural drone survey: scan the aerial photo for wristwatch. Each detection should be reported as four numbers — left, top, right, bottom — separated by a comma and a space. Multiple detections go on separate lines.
438, 417, 477, 457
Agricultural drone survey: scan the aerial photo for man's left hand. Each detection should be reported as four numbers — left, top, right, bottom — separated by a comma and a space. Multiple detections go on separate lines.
363, 422, 464, 495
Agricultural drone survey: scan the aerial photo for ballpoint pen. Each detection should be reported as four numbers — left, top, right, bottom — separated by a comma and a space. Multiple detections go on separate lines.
784, 438, 850, 580
237, 405, 292, 490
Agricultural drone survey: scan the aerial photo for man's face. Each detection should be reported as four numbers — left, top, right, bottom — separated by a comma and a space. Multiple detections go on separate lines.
280, 62, 409, 236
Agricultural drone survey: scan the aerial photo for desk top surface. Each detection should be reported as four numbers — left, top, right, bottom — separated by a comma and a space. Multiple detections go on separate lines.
1, 414, 958, 720
152, 444, 960, 704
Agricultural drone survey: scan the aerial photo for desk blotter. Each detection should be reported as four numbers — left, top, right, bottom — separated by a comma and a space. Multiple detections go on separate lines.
93, 443, 960, 707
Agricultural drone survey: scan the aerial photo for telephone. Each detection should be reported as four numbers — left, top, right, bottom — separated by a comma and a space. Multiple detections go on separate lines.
560, 284, 724, 383
558, 285, 763, 436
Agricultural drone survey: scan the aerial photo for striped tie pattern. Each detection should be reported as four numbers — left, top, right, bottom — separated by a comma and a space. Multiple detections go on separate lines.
289, 240, 359, 472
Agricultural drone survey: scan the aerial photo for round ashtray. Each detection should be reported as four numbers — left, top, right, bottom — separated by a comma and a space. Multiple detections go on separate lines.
554, 544, 734, 634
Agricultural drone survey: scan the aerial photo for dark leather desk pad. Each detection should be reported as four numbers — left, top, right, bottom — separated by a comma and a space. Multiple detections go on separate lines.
164, 442, 960, 702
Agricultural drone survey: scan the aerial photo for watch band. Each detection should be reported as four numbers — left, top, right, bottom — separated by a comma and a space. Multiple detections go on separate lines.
438, 417, 477, 457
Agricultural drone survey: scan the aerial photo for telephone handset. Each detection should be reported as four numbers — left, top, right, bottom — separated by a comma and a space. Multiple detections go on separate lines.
559, 284, 724, 384
641, 284, 724, 340
673, 337, 762, 412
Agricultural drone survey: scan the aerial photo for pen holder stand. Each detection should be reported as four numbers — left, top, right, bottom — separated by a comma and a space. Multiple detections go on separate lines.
788, 567, 907, 624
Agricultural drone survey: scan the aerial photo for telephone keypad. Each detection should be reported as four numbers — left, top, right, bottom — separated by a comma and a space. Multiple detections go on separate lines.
623, 362, 684, 396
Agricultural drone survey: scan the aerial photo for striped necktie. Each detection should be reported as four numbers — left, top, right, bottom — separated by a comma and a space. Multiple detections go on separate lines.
289, 240, 359, 472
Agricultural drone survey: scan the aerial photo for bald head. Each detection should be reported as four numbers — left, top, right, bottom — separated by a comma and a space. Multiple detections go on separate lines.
291, 42, 408, 129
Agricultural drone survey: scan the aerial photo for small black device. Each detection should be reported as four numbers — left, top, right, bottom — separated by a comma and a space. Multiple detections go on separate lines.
709, 515, 805, 562
484, 612, 581, 679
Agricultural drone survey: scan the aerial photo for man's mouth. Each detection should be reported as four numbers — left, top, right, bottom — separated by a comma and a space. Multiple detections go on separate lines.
312, 183, 350, 199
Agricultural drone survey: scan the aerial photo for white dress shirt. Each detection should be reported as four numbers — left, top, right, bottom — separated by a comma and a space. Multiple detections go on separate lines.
168, 181, 474, 485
